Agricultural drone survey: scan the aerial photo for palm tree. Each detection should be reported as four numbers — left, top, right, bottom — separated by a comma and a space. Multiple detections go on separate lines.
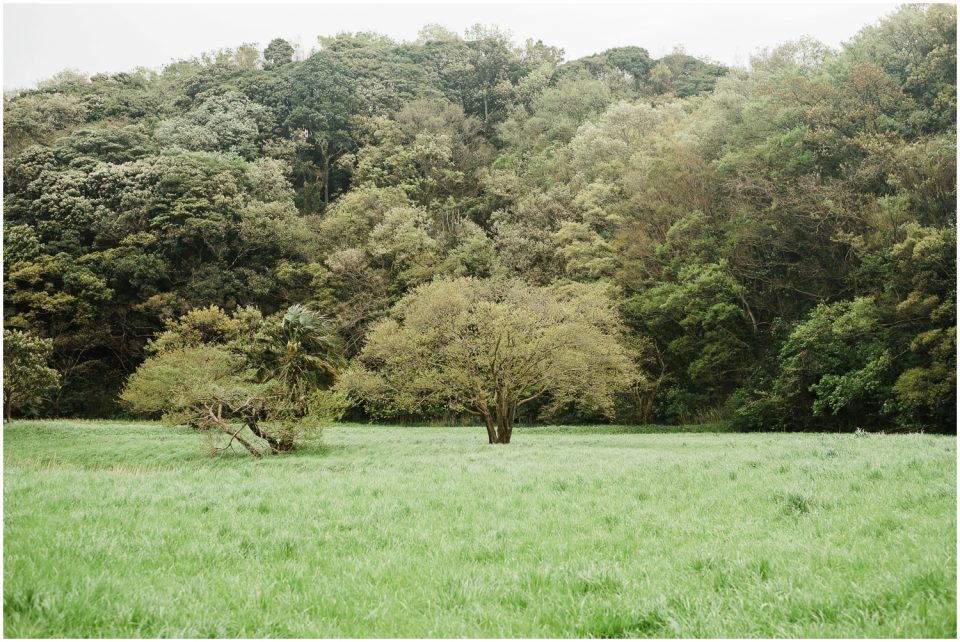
271, 305, 342, 415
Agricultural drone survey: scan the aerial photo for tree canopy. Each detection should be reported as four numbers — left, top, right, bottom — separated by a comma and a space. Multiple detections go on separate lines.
4, 7, 956, 434
340, 278, 636, 442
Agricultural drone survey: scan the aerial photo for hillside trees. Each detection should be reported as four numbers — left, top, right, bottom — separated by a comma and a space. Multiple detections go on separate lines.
348, 97, 491, 206
753, 224, 958, 431
3, 142, 312, 414
3, 6, 956, 431
263, 38, 296, 70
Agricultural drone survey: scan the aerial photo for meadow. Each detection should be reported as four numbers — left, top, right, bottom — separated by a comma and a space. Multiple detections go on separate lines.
3, 421, 956, 638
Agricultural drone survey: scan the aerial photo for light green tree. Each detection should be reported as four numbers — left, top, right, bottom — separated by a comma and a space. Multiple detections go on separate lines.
122, 304, 340, 455
120, 345, 286, 456
340, 278, 636, 443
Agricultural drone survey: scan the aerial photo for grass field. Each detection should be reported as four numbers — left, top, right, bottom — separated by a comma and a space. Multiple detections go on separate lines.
3, 421, 956, 637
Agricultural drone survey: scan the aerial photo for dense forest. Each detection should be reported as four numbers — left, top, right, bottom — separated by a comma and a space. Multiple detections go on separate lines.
3, 5, 956, 432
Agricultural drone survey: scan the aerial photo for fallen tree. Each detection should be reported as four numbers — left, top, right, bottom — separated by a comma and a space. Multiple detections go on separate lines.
120, 304, 341, 456
120, 345, 319, 456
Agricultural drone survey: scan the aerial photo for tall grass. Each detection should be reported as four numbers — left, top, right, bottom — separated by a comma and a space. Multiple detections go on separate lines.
3, 421, 956, 637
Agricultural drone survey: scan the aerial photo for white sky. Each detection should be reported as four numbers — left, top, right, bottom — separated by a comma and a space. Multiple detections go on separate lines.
3, 1, 902, 90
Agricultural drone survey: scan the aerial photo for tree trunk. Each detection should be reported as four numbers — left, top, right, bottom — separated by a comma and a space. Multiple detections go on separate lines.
245, 416, 294, 453
477, 401, 519, 444
201, 405, 263, 457
490, 402, 516, 444
497, 413, 512, 444
641, 394, 654, 424
221, 426, 263, 457
205, 410, 262, 457
323, 155, 330, 205
481, 410, 496, 444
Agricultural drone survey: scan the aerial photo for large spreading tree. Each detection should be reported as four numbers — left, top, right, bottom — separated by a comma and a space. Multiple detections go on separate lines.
340, 278, 637, 443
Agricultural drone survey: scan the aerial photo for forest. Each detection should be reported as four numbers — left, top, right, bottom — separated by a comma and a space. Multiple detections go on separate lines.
3, 4, 956, 434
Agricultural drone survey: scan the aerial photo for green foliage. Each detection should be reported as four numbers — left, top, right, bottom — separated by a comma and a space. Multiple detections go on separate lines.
776, 298, 893, 429
147, 305, 245, 353
341, 277, 637, 442
262, 38, 295, 70
349, 98, 489, 205
845, 4, 957, 132
887, 224, 957, 427
119, 344, 302, 456
2, 329, 61, 420
625, 258, 755, 410
245, 304, 342, 413
155, 92, 269, 159
120, 344, 251, 419
3, 6, 956, 430
120, 303, 341, 454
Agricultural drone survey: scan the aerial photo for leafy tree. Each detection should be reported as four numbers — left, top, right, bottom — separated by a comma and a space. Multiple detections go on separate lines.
774, 297, 893, 430
648, 49, 727, 97
285, 32, 435, 206
845, 4, 956, 133
263, 38, 295, 70
3, 91, 88, 159
147, 304, 247, 353
497, 71, 614, 154
349, 98, 489, 205
3, 251, 116, 414
155, 92, 270, 159
313, 185, 412, 254
625, 260, 756, 416
886, 224, 956, 429
243, 304, 342, 414
285, 51, 363, 206
3, 142, 311, 414
735, 225, 955, 432
3, 329, 61, 420
340, 278, 636, 443
462, 25, 522, 129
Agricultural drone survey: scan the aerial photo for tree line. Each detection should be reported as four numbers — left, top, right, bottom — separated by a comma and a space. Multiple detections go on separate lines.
3, 6, 956, 437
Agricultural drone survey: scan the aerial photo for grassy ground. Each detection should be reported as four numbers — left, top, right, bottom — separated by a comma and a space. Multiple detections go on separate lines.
3, 421, 956, 637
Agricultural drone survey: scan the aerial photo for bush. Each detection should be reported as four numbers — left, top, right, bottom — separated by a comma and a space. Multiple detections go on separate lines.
3, 329, 61, 420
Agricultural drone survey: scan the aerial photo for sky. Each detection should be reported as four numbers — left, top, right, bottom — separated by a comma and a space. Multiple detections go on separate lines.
3, 1, 902, 90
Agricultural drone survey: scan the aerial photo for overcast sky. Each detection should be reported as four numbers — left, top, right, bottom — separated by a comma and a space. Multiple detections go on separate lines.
4, 2, 901, 90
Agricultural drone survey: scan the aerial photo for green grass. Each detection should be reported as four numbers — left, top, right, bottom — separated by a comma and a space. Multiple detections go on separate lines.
3, 421, 956, 637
